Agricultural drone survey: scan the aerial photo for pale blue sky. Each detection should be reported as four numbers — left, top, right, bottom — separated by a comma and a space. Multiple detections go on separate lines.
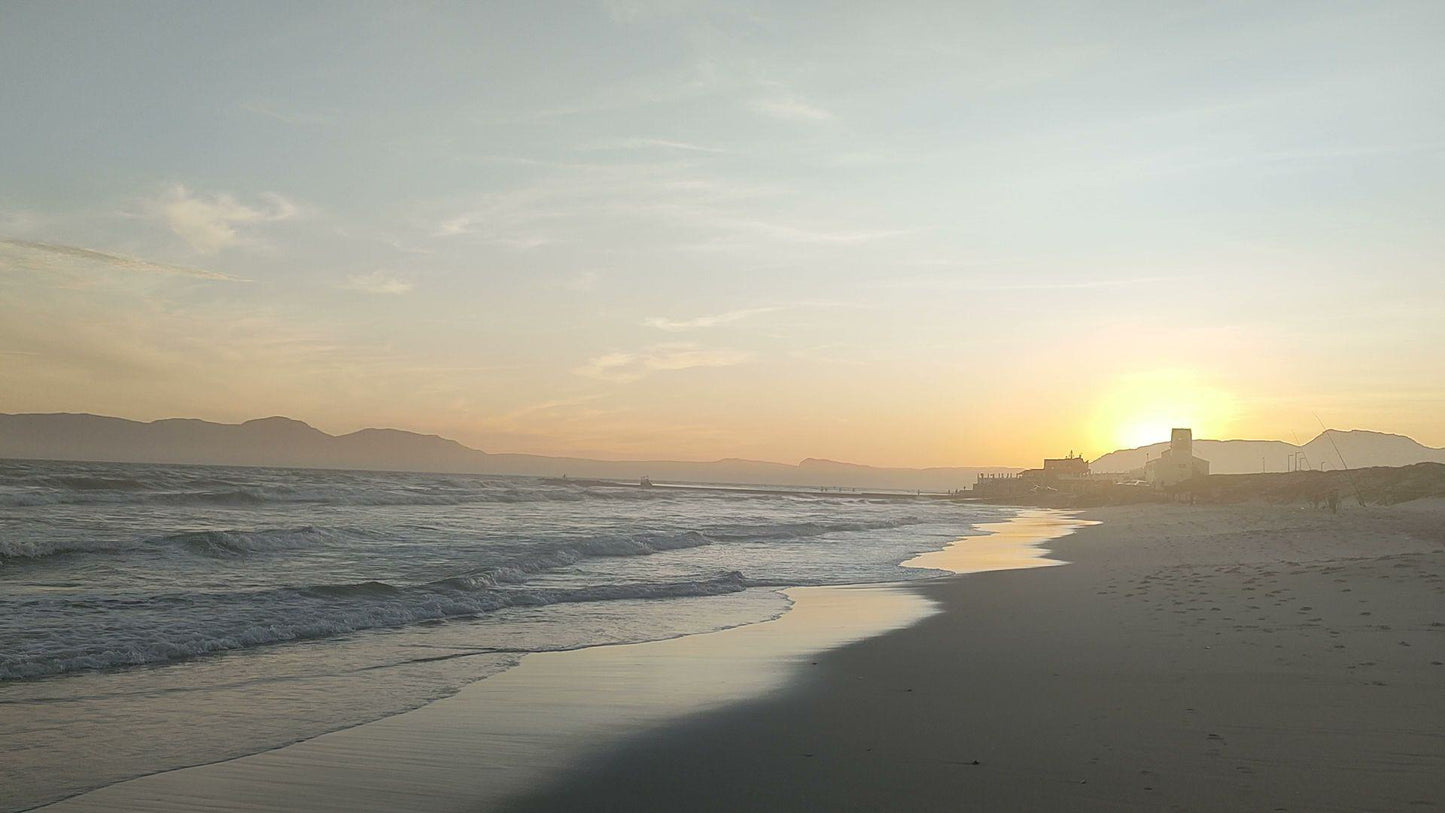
2, 1, 1442, 465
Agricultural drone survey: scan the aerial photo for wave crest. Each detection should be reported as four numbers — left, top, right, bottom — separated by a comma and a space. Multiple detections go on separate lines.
160, 527, 343, 557
0, 572, 750, 680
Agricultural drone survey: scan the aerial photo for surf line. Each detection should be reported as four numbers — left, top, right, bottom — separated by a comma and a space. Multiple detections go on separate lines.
38, 509, 1097, 813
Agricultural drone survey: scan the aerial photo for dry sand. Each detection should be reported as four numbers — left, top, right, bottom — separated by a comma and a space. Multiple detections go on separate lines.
509, 500, 1445, 812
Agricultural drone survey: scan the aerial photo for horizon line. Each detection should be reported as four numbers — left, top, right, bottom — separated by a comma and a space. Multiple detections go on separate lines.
0, 410, 1425, 471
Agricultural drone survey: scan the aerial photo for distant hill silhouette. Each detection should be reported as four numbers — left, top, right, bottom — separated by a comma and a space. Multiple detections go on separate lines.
7, 413, 1439, 488
1091, 430, 1445, 475
0, 413, 1015, 491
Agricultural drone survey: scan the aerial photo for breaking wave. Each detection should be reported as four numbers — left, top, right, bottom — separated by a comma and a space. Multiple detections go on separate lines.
160, 527, 350, 557
2, 459, 996, 689
0, 526, 361, 561
0, 475, 626, 509
0, 573, 749, 680
0, 514, 927, 563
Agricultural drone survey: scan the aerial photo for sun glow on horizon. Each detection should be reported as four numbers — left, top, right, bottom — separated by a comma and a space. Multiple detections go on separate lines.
1118, 419, 1183, 451
1090, 370, 1239, 454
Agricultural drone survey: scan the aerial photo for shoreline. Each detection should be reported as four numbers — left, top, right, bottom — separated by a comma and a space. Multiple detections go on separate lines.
902, 508, 1094, 574
35, 508, 1078, 811
510, 500, 1445, 811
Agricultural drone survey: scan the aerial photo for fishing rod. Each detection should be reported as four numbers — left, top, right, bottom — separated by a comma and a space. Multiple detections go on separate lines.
1315, 414, 1364, 506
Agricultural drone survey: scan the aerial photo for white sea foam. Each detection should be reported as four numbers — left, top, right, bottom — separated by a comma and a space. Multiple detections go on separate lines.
0, 459, 1002, 685
0, 459, 1011, 812
0, 573, 752, 679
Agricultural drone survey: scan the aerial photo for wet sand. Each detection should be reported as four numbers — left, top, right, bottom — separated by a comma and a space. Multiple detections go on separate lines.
35, 511, 1086, 812
509, 501, 1445, 812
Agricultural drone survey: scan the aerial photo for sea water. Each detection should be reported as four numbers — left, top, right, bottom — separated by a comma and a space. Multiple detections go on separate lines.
0, 459, 1012, 811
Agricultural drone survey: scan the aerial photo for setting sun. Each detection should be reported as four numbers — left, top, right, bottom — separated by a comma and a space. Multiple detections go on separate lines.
1089, 370, 1239, 454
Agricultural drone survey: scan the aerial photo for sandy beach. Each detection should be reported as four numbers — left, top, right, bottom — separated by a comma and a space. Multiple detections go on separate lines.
508, 500, 1445, 812
30, 501, 1445, 812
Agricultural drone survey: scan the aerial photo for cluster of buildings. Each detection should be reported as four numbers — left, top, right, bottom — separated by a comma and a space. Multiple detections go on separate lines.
973, 428, 1210, 498
1143, 428, 1211, 486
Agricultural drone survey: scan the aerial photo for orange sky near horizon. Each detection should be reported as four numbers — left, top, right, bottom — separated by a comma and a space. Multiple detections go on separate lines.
2, 4, 1442, 468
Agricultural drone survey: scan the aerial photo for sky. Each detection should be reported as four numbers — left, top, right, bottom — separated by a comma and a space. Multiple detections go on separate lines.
1, 1, 1442, 467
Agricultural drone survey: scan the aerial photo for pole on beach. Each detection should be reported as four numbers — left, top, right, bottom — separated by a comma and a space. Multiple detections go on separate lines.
1315, 414, 1364, 507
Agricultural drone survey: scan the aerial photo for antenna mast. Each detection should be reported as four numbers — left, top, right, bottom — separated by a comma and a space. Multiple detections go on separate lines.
1314, 415, 1364, 506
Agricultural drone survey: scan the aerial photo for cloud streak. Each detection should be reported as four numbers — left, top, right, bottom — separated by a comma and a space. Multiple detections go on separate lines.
574, 343, 751, 383
237, 100, 336, 126
750, 96, 834, 122
586, 137, 729, 154
643, 306, 781, 331
872, 274, 1191, 292
344, 271, 414, 295
153, 185, 299, 253
0, 239, 241, 280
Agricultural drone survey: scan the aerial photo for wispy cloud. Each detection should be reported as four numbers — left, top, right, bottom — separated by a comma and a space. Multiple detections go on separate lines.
972, 275, 1189, 291
727, 221, 912, 245
152, 185, 299, 253
674, 220, 917, 253
434, 221, 553, 249
433, 208, 554, 248
426, 158, 908, 259
237, 100, 335, 126
874, 274, 1190, 292
574, 343, 751, 383
427, 161, 773, 247
750, 96, 834, 122
495, 394, 608, 423
644, 306, 780, 331
0, 239, 241, 280
585, 137, 729, 154
344, 271, 414, 295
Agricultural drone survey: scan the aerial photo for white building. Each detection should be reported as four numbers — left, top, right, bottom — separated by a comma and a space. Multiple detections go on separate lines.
1145, 428, 1210, 487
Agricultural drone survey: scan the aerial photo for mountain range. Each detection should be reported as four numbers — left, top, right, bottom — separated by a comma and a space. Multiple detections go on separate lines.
3, 413, 1442, 491
0, 413, 1013, 491
1090, 431, 1445, 475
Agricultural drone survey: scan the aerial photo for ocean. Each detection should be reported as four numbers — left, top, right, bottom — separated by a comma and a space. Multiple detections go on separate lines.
0, 458, 1013, 810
